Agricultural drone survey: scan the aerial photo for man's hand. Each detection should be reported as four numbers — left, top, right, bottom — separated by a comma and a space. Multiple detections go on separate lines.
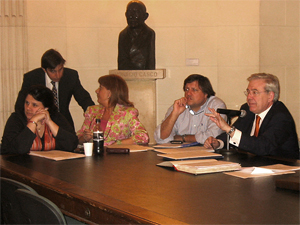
160, 97, 188, 140
204, 136, 220, 150
205, 107, 231, 133
173, 97, 188, 116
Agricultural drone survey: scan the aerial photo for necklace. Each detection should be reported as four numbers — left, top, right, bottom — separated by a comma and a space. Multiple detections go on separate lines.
36, 125, 42, 132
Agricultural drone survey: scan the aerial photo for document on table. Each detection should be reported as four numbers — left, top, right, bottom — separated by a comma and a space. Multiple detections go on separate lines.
157, 150, 223, 160
30, 150, 85, 161
153, 142, 201, 149
224, 164, 300, 179
107, 144, 154, 152
153, 146, 214, 154
157, 159, 241, 175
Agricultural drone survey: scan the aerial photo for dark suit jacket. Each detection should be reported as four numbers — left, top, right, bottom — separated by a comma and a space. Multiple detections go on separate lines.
15, 68, 95, 128
217, 101, 299, 159
1, 111, 78, 154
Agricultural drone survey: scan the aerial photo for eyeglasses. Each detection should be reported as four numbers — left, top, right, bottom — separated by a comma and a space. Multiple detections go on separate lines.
244, 90, 268, 97
184, 87, 200, 93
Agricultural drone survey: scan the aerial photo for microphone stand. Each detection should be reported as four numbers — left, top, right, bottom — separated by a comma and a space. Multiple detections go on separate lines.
220, 116, 236, 155
227, 133, 230, 151
226, 115, 231, 151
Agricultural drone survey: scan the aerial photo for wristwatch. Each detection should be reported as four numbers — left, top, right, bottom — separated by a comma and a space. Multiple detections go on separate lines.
182, 134, 186, 142
227, 126, 235, 135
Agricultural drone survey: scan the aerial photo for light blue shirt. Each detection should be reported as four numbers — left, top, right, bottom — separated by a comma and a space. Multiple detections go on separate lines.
154, 96, 227, 144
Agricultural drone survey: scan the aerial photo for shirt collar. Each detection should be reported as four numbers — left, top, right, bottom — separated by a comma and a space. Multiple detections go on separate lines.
45, 72, 52, 85
256, 104, 273, 121
187, 96, 213, 115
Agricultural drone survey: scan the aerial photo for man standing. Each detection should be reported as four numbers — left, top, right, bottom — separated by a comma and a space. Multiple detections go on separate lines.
15, 49, 94, 129
154, 74, 226, 144
118, 0, 155, 70
205, 73, 299, 159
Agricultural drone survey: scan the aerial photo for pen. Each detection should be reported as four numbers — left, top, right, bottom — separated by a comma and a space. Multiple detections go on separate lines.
211, 142, 216, 151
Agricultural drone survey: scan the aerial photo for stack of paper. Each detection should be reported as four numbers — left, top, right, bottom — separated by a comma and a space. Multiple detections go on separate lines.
107, 144, 154, 152
153, 146, 214, 154
30, 150, 85, 161
157, 159, 241, 175
153, 142, 201, 149
225, 164, 300, 179
157, 150, 223, 160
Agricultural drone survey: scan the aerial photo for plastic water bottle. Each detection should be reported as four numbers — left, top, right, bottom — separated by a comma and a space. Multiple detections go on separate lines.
93, 119, 104, 155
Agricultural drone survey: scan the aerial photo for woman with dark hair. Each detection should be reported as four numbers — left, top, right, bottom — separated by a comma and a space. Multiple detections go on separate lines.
1, 85, 78, 154
77, 74, 149, 146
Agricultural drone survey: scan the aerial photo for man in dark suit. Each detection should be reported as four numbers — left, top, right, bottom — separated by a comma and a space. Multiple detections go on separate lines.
204, 73, 299, 159
15, 49, 95, 129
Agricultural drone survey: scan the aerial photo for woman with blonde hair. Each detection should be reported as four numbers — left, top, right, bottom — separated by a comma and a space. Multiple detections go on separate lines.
77, 74, 149, 146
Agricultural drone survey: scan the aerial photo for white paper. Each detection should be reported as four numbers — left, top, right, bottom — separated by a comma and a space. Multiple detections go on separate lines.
251, 167, 274, 174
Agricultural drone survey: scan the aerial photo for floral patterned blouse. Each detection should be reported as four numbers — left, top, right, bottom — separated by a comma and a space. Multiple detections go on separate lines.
77, 104, 149, 146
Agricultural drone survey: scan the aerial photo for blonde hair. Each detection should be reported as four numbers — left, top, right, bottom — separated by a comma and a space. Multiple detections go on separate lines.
98, 74, 134, 107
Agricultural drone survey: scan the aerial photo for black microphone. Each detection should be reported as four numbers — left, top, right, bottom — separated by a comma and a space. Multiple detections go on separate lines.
217, 108, 247, 118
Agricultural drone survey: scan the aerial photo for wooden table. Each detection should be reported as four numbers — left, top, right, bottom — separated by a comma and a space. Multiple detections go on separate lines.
1, 150, 299, 224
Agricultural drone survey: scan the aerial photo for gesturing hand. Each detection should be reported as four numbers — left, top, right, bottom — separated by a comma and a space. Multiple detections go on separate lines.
205, 107, 231, 132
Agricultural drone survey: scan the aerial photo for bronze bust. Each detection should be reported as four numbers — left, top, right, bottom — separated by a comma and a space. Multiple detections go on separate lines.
118, 0, 155, 70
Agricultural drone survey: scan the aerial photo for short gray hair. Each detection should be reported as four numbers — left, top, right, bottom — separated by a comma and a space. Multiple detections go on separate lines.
247, 73, 280, 102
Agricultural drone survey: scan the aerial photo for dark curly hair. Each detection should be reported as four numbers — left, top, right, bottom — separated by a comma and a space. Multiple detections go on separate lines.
183, 74, 215, 98
25, 85, 58, 115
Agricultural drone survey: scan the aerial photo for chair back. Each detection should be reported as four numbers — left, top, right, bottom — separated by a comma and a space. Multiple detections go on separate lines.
1, 177, 37, 224
15, 189, 67, 224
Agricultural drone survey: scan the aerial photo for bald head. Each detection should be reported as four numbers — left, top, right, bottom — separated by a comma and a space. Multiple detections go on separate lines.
125, 0, 149, 28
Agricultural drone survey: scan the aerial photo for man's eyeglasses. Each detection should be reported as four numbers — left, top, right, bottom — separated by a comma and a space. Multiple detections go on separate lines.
244, 90, 268, 97
184, 88, 200, 93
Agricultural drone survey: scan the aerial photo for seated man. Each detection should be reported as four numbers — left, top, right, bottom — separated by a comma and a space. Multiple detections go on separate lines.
204, 73, 299, 159
118, 0, 155, 70
15, 49, 95, 129
154, 74, 227, 144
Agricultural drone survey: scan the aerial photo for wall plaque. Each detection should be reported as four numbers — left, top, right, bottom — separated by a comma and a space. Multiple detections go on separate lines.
109, 69, 166, 80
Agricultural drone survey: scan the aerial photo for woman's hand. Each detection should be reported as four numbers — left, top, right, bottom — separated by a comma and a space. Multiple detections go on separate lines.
29, 108, 51, 126
31, 108, 59, 137
83, 129, 93, 142
39, 108, 51, 125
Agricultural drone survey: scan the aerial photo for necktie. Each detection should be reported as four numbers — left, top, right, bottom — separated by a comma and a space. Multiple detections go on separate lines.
254, 115, 261, 137
51, 81, 59, 110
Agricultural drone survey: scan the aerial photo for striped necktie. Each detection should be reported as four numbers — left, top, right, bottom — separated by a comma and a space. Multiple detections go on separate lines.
51, 81, 59, 110
254, 115, 261, 137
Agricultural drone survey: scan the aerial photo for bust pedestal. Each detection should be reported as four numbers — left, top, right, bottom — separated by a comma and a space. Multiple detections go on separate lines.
109, 69, 166, 144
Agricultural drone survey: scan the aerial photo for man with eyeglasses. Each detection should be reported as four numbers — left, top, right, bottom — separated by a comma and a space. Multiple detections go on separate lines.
15, 49, 95, 129
204, 73, 299, 159
154, 74, 226, 144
